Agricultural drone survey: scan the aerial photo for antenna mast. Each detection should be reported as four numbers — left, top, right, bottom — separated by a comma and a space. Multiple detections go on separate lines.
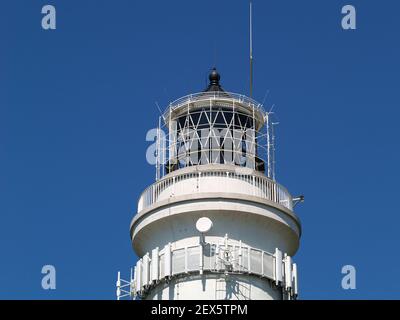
271, 122, 279, 181
266, 113, 271, 179
156, 116, 161, 181
249, 1, 254, 97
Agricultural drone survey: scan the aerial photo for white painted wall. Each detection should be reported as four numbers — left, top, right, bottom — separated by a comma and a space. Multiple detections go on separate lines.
131, 165, 301, 300
146, 274, 282, 300
132, 198, 300, 257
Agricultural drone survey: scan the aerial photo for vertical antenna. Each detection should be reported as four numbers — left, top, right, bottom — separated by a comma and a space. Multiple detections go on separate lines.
156, 116, 161, 181
214, 40, 217, 68
271, 122, 279, 181
249, 0, 254, 97
266, 113, 271, 178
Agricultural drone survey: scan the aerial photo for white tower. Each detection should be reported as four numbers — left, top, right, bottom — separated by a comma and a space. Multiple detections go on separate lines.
117, 69, 302, 300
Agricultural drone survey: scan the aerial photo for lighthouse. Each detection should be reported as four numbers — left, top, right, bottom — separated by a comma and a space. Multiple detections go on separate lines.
117, 68, 302, 300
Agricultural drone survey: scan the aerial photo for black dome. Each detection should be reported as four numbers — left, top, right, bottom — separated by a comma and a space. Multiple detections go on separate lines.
209, 68, 221, 85
204, 67, 224, 92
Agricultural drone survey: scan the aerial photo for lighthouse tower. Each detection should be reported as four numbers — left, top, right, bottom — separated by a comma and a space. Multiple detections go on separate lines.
117, 69, 302, 300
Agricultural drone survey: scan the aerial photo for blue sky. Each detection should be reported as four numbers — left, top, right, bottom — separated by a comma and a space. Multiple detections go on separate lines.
1, 0, 399, 299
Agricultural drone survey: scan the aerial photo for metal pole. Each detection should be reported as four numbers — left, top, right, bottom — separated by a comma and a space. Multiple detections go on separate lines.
156, 116, 161, 180
249, 1, 254, 97
266, 113, 271, 178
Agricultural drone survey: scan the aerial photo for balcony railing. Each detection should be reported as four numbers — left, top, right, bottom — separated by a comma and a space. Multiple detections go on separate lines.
119, 243, 298, 300
137, 167, 293, 212
163, 91, 266, 119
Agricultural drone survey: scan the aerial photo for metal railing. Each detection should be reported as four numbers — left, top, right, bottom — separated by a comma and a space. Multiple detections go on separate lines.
137, 168, 293, 212
163, 91, 266, 119
118, 243, 298, 300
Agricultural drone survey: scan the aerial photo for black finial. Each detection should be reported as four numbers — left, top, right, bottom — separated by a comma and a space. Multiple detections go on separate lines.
204, 67, 224, 92
209, 67, 221, 85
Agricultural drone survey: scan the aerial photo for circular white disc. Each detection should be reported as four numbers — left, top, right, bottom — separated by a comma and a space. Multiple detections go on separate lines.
196, 217, 213, 233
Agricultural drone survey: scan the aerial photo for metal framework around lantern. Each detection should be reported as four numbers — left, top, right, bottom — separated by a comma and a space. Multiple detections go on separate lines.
155, 91, 277, 181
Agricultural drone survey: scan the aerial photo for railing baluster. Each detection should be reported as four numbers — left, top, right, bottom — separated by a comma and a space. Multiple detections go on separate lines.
139, 169, 292, 211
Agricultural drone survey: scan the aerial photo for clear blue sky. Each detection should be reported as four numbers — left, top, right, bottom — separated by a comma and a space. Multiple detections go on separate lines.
1, 0, 399, 299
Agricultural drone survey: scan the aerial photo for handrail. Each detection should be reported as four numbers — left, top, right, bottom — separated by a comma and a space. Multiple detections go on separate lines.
163, 91, 266, 119
126, 243, 298, 300
137, 167, 293, 212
